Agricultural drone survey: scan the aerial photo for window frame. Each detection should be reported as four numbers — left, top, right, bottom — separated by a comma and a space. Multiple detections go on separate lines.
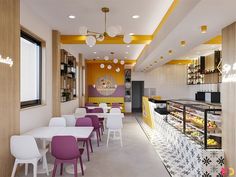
20, 30, 42, 109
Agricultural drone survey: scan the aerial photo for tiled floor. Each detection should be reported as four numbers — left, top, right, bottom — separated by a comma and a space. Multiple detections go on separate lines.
17, 114, 170, 177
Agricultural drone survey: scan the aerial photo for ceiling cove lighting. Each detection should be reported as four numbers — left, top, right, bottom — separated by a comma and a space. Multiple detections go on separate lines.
180, 40, 186, 46
68, 15, 76, 19
132, 15, 140, 19
201, 25, 207, 33
168, 50, 173, 55
79, 7, 132, 47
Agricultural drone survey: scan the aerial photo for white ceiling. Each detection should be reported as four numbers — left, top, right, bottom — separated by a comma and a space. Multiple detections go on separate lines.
135, 0, 236, 71
22, 0, 174, 60
23, 0, 174, 35
61, 44, 145, 60
177, 44, 222, 60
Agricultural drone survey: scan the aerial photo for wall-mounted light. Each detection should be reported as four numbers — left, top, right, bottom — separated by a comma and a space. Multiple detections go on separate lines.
0, 55, 13, 67
180, 40, 186, 46
201, 25, 207, 33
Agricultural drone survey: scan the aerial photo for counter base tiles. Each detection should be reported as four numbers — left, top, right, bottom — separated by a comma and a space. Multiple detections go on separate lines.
136, 114, 224, 177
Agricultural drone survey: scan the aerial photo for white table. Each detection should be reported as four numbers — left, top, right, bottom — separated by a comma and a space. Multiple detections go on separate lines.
86, 106, 112, 110
24, 127, 93, 174
85, 113, 125, 118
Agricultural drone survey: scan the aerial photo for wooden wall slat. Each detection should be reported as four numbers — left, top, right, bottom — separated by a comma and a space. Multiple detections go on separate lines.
0, 0, 20, 176
222, 22, 236, 170
52, 30, 61, 116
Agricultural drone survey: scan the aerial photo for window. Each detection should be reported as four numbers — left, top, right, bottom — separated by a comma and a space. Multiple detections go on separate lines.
20, 31, 42, 108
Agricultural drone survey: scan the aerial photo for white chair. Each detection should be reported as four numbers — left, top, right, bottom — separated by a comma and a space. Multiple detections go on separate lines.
49, 117, 66, 127
10, 135, 49, 177
110, 108, 121, 113
74, 108, 86, 118
62, 115, 76, 127
106, 115, 123, 147
99, 103, 108, 113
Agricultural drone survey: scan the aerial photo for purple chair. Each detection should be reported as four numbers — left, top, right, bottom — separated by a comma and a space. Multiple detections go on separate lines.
85, 115, 102, 147
51, 136, 84, 177
112, 103, 121, 109
75, 118, 93, 161
91, 108, 105, 134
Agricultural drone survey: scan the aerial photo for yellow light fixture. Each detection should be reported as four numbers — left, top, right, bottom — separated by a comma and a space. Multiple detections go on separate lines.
201, 25, 207, 33
180, 40, 186, 46
160, 56, 164, 60
168, 50, 173, 55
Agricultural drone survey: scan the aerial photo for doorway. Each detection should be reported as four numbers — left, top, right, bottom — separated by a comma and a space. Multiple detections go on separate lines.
132, 81, 144, 112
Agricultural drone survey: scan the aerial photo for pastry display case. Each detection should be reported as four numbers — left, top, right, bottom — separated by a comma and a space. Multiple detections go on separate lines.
167, 100, 222, 149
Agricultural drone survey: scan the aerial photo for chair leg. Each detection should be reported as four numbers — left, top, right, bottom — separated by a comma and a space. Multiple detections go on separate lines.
52, 161, 58, 177
33, 160, 38, 177
43, 154, 49, 176
79, 157, 84, 176
89, 139, 93, 153
74, 161, 78, 177
120, 129, 123, 147
106, 129, 110, 147
25, 163, 28, 176
60, 163, 63, 176
11, 160, 18, 177
99, 129, 101, 141
86, 140, 90, 161
96, 130, 99, 147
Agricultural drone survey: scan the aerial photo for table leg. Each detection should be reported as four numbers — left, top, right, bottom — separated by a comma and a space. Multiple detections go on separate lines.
86, 139, 90, 161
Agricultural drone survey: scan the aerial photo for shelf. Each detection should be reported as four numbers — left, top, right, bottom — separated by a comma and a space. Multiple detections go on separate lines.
186, 111, 221, 123
169, 105, 183, 112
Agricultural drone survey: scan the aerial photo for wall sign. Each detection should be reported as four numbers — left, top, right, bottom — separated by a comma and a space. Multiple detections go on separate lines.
95, 75, 117, 96
222, 63, 236, 82
0, 55, 13, 67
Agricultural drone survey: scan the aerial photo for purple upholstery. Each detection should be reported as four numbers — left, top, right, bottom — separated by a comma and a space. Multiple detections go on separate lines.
75, 118, 93, 161
91, 108, 104, 113
85, 115, 102, 146
51, 136, 84, 176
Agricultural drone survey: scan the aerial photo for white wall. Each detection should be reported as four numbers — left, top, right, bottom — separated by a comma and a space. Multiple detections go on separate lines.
132, 64, 220, 100
20, 2, 79, 133
20, 2, 53, 133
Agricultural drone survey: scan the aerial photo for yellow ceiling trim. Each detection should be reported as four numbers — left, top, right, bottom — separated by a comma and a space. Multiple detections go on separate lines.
152, 0, 179, 38
86, 59, 136, 64
204, 35, 222, 44
166, 59, 193, 65
61, 35, 152, 44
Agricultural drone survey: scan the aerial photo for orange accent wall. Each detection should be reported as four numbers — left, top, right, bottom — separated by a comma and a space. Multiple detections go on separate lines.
87, 63, 124, 85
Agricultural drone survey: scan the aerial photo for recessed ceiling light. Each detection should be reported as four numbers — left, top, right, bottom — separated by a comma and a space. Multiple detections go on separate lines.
97, 56, 100, 59
126, 45, 130, 48
132, 15, 140, 19
68, 15, 76, 19
154, 61, 158, 63
125, 57, 127, 59
160, 56, 164, 60
180, 40, 186, 47
168, 50, 173, 55
201, 25, 207, 33
129, 33, 134, 36
126, 51, 129, 54
93, 51, 97, 54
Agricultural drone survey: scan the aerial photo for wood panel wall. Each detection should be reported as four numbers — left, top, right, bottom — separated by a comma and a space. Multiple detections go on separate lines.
52, 30, 61, 116
222, 22, 236, 171
0, 0, 20, 176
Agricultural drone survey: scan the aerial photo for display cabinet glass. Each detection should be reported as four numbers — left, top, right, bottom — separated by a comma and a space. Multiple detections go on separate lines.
167, 100, 222, 149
